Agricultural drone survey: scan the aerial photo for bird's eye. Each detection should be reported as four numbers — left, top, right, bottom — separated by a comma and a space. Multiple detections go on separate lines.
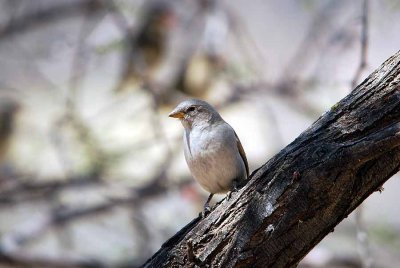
187, 106, 196, 112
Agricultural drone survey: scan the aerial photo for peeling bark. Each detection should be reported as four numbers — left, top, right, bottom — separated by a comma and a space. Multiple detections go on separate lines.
143, 50, 400, 268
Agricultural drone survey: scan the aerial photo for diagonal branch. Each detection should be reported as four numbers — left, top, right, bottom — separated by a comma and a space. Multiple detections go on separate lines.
142, 49, 400, 267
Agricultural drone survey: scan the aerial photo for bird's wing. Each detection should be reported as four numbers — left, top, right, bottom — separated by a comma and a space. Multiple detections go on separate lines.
234, 131, 249, 178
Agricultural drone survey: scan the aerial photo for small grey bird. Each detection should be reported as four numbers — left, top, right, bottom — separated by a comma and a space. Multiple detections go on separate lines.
169, 99, 249, 213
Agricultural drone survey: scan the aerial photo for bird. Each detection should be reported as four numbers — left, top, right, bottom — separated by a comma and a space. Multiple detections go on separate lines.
169, 99, 249, 214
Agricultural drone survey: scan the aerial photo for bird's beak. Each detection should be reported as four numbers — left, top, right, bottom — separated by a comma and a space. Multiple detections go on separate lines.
168, 110, 185, 119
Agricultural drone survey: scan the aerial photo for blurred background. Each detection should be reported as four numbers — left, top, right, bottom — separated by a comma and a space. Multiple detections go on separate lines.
0, 0, 399, 267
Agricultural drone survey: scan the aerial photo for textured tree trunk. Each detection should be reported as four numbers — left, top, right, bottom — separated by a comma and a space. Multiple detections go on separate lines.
143, 50, 400, 268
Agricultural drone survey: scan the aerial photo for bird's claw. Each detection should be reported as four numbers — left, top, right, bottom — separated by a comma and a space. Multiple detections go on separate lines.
200, 205, 212, 218
227, 191, 234, 200
227, 179, 240, 200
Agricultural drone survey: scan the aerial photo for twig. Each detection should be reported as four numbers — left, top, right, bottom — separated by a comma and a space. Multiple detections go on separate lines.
0, 0, 105, 40
351, 0, 369, 89
49, 116, 75, 178
222, 1, 267, 81
355, 204, 373, 268
0, 176, 193, 250
276, 0, 347, 95
0, 250, 109, 268
102, 0, 133, 35
54, 7, 109, 178
0, 175, 100, 205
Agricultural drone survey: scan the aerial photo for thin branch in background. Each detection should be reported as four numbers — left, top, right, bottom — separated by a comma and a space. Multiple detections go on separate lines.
147, 83, 174, 156
0, 174, 194, 251
0, 0, 105, 40
261, 104, 285, 151
130, 207, 153, 262
0, 251, 108, 268
223, 1, 268, 81
103, 0, 133, 35
355, 204, 373, 268
0, 175, 100, 205
351, 0, 369, 90
55, 8, 109, 178
49, 117, 75, 178
50, 195, 75, 251
353, 1, 372, 268
104, 0, 145, 93
67, 9, 93, 107
46, 6, 108, 178
276, 0, 348, 95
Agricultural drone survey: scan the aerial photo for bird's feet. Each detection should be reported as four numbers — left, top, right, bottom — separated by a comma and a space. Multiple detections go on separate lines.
227, 179, 245, 200
200, 193, 214, 218
227, 191, 236, 200
200, 204, 212, 218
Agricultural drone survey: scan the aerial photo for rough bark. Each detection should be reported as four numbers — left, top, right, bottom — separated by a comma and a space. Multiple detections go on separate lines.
143, 50, 400, 268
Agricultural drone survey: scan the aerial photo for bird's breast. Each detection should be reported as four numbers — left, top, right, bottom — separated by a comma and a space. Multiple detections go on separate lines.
183, 126, 246, 194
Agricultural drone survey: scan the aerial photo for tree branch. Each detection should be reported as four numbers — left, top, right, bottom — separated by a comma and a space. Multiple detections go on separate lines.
142, 50, 400, 267
0, 0, 105, 40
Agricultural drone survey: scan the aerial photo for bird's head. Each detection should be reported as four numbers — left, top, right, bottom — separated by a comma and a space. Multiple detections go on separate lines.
169, 99, 221, 129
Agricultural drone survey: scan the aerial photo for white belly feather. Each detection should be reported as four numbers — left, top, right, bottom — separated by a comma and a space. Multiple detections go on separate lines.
183, 123, 246, 194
